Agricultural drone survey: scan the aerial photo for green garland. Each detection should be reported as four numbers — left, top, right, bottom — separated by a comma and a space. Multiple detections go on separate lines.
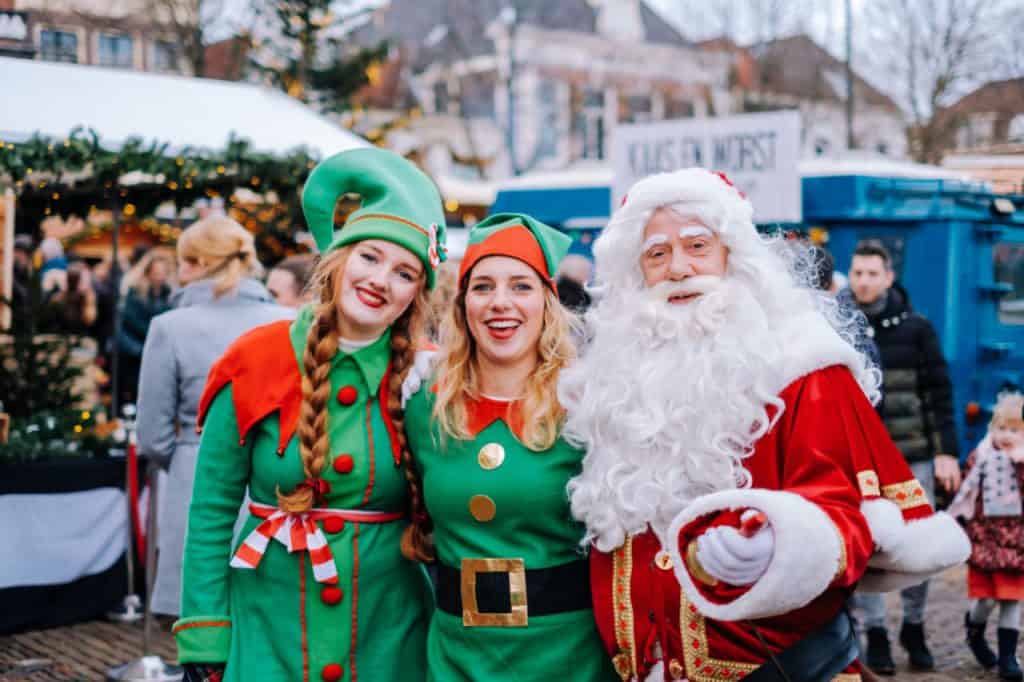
0, 127, 318, 213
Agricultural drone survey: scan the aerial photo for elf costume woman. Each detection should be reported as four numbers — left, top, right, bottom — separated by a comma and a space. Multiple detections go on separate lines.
404, 214, 618, 681
173, 148, 444, 682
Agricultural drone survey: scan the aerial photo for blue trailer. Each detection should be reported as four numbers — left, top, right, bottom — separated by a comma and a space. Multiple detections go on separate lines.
805, 174, 1024, 458
490, 165, 1024, 458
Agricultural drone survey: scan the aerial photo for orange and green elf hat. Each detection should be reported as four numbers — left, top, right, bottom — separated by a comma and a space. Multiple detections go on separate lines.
458, 212, 572, 290
301, 148, 447, 289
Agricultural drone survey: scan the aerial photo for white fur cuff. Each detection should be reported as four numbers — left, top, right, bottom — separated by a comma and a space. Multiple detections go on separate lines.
667, 488, 843, 622
860, 498, 970, 582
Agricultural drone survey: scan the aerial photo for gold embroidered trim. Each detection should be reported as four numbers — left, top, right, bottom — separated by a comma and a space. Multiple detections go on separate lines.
677, 593, 860, 681
679, 592, 758, 681
829, 518, 848, 581
881, 478, 929, 510
611, 538, 637, 681
857, 470, 880, 497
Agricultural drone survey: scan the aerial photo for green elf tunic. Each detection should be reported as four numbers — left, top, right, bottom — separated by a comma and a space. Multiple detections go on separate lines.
405, 388, 618, 682
173, 308, 432, 682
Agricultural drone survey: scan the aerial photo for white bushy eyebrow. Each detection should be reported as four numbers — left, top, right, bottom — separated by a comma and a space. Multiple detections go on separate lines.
679, 225, 713, 239
641, 234, 669, 252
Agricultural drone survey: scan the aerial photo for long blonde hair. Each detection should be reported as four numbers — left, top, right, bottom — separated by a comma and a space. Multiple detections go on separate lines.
432, 279, 577, 452
177, 216, 261, 297
274, 248, 435, 562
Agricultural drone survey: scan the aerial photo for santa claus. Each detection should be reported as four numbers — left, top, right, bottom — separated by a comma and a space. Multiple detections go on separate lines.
559, 168, 971, 682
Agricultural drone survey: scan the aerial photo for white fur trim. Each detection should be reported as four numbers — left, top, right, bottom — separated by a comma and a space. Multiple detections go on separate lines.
860, 498, 971, 579
667, 488, 843, 622
770, 311, 864, 396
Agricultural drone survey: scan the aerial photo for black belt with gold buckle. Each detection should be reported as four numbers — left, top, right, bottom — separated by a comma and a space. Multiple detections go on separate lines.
436, 558, 591, 627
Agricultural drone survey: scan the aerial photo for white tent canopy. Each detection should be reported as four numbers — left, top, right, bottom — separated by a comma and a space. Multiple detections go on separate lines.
0, 57, 368, 156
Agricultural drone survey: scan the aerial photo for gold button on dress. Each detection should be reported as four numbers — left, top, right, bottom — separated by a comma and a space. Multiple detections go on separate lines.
468, 494, 497, 522
477, 443, 505, 470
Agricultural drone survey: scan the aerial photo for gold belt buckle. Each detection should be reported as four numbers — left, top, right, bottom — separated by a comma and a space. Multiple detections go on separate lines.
460, 557, 528, 627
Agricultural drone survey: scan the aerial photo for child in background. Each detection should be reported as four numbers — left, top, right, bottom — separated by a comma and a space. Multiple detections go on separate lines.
951, 392, 1024, 681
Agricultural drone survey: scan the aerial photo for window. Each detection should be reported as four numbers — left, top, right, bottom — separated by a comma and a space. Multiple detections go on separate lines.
152, 40, 178, 72
665, 98, 695, 120
995, 242, 1024, 325
459, 73, 495, 118
620, 94, 651, 124
572, 87, 605, 160
533, 79, 559, 162
432, 80, 449, 115
39, 29, 77, 63
1010, 114, 1024, 144
98, 33, 133, 68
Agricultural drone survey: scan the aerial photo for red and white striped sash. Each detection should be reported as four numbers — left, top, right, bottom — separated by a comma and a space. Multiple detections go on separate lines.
230, 502, 404, 584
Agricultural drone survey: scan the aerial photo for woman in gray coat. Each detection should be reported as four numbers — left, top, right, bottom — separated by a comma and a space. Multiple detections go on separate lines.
137, 216, 295, 616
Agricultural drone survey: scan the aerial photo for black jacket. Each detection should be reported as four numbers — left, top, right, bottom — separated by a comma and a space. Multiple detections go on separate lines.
117, 285, 172, 357
856, 284, 959, 462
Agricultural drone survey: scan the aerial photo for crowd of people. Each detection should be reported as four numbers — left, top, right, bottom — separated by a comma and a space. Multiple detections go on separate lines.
11, 148, 1023, 681
9, 221, 317, 407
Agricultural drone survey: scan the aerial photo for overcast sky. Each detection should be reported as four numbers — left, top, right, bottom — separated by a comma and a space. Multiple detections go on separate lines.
648, 0, 867, 58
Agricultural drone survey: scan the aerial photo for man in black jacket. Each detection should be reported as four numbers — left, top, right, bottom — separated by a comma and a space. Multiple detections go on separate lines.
846, 240, 962, 675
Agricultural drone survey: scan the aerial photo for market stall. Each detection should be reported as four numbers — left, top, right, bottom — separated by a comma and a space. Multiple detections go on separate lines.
0, 56, 372, 635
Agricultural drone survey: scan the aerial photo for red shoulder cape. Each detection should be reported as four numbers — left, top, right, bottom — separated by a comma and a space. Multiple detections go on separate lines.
196, 320, 401, 460
197, 320, 302, 453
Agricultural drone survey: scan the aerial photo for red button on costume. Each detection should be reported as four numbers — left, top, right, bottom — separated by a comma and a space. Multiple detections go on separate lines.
321, 663, 343, 681
337, 385, 358, 406
333, 454, 355, 474
321, 587, 343, 606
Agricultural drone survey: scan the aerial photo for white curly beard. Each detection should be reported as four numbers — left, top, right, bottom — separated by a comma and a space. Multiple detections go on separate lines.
560, 276, 789, 553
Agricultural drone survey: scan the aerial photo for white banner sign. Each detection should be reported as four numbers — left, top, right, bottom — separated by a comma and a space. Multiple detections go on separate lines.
612, 111, 802, 223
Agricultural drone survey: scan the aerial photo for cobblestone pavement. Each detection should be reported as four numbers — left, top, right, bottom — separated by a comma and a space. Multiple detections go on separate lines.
1, 563, 1017, 680
861, 564, 1013, 681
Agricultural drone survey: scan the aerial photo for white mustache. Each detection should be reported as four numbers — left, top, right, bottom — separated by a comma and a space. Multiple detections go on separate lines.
648, 275, 723, 302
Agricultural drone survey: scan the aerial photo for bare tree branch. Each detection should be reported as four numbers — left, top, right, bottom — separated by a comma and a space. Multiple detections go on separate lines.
863, 0, 1006, 163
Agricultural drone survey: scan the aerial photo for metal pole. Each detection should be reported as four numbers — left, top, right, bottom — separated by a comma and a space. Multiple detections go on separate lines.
503, 5, 519, 176
142, 458, 159, 655
106, 457, 182, 681
845, 0, 855, 150
107, 404, 143, 624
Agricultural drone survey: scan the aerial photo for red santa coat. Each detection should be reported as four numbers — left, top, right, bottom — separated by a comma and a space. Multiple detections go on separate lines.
591, 365, 970, 682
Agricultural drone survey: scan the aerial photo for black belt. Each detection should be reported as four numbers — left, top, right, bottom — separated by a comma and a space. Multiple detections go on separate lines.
743, 608, 859, 682
436, 558, 591, 625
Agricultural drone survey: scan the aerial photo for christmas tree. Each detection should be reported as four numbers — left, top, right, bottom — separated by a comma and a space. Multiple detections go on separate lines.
0, 274, 112, 461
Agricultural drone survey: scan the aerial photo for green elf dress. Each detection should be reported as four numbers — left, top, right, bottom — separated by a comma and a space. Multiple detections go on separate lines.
404, 213, 618, 682
173, 148, 447, 682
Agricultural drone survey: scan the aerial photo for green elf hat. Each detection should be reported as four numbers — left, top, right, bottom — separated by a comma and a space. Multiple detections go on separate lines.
302, 148, 447, 288
458, 212, 571, 291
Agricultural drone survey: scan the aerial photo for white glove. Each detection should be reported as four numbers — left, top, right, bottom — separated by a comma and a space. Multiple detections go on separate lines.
695, 510, 775, 586
400, 350, 438, 408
